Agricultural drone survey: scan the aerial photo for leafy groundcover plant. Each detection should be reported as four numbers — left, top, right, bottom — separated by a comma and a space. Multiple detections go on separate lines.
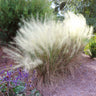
3, 11, 93, 83
0, 67, 42, 96
84, 34, 96, 58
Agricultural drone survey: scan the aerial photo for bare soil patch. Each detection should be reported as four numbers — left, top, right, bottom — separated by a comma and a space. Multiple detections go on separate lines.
37, 54, 96, 96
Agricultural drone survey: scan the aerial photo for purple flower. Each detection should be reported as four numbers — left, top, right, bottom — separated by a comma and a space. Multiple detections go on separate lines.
0, 66, 37, 95
0, 70, 4, 74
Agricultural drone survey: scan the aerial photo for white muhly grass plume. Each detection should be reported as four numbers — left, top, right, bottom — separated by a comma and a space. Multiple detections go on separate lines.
3, 11, 93, 71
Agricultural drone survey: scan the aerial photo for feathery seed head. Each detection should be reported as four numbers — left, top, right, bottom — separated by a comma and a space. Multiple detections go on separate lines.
3, 11, 93, 73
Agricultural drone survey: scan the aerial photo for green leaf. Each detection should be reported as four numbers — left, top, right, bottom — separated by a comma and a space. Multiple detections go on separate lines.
13, 85, 25, 94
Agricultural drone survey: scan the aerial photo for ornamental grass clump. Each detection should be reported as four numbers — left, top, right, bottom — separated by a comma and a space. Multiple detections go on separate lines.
3, 11, 93, 83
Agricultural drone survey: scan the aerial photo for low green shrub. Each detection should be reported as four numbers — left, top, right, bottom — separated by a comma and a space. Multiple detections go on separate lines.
3, 11, 93, 83
84, 34, 96, 58
0, 0, 53, 42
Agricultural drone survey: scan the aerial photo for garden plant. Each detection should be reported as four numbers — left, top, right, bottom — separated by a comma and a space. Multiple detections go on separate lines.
0, 0, 53, 42
3, 11, 93, 84
84, 34, 96, 58
0, 67, 42, 96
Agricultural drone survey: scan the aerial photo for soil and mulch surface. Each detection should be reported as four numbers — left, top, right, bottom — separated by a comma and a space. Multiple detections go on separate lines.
0, 46, 96, 96
37, 54, 96, 96
0, 46, 15, 71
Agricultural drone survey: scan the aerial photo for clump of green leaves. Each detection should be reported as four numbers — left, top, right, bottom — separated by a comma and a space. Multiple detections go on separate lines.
0, 0, 53, 42
84, 34, 96, 58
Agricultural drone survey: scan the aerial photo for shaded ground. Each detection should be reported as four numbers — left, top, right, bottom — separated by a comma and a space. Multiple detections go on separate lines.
0, 47, 15, 71
0, 46, 96, 96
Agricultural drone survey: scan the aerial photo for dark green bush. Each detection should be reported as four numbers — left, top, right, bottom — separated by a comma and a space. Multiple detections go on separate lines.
84, 34, 96, 58
82, 0, 96, 33
0, 0, 53, 42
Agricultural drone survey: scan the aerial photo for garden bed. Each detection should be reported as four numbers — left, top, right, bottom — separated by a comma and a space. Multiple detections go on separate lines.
0, 46, 96, 96
0, 46, 41, 96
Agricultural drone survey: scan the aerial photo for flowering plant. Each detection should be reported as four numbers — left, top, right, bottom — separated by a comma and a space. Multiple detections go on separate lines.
0, 68, 41, 96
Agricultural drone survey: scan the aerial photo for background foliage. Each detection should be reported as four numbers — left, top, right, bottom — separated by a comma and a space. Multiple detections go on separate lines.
52, 0, 96, 32
84, 34, 96, 58
0, 0, 53, 43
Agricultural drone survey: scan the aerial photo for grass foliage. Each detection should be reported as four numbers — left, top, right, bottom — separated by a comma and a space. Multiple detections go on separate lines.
3, 11, 93, 83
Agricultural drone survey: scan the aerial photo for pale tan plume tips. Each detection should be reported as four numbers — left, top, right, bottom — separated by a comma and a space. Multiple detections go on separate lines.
3, 11, 93, 71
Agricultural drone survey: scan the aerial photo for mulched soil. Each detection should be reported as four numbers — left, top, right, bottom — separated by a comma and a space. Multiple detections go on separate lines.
37, 54, 96, 96
0, 46, 96, 96
0, 46, 15, 71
